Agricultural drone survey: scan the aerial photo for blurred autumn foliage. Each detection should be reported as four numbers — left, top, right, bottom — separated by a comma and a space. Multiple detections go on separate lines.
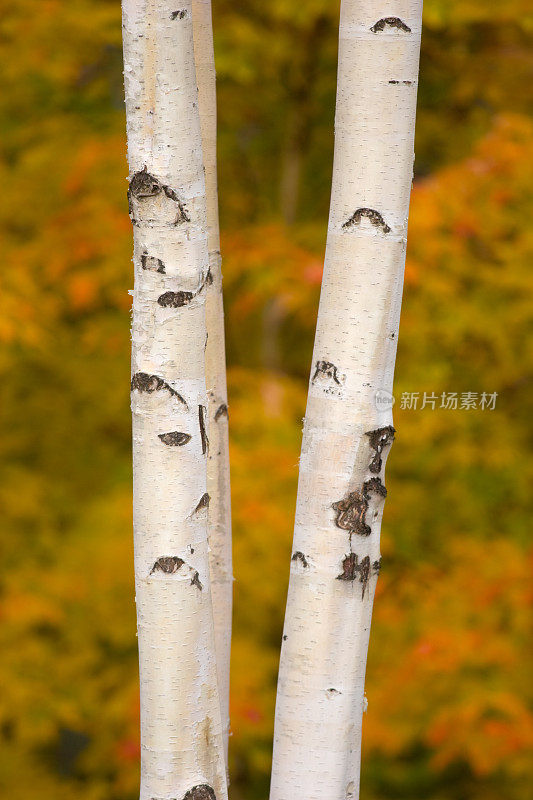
0, 2, 532, 799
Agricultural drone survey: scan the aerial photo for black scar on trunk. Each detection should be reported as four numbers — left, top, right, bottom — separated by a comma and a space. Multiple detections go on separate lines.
336, 554, 372, 598
366, 425, 395, 473
157, 290, 194, 308
131, 372, 187, 406
150, 556, 184, 575
332, 478, 387, 536
312, 360, 342, 385
193, 493, 210, 514
158, 431, 191, 447
371, 17, 412, 33
128, 168, 163, 205
190, 571, 203, 591
149, 558, 203, 591
291, 551, 309, 568
141, 252, 166, 273
214, 403, 228, 422
156, 267, 213, 311
128, 167, 190, 224
162, 184, 190, 223
199, 405, 208, 455
342, 208, 391, 233
182, 786, 216, 800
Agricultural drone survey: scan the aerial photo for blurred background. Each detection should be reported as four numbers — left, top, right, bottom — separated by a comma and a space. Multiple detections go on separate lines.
1, 1, 532, 798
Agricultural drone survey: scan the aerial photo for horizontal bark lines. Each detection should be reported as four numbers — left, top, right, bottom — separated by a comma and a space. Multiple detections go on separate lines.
122, 2, 227, 799
192, 0, 233, 764
270, 2, 423, 800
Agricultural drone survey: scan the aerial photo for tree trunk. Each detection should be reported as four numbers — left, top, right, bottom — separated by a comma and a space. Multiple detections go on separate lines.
192, 0, 233, 765
270, 3, 423, 800
122, 2, 228, 799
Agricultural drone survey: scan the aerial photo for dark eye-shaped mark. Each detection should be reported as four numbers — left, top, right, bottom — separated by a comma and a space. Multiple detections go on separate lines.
149, 557, 204, 591
150, 556, 184, 575
158, 431, 191, 447
131, 372, 187, 407
291, 551, 309, 568
312, 360, 342, 385
343, 208, 391, 234
182, 785, 216, 800
128, 167, 162, 201
128, 166, 190, 224
141, 252, 166, 273
370, 17, 411, 33
157, 291, 194, 308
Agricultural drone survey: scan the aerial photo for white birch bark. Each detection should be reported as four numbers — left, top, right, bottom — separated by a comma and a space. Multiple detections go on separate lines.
122, 3, 228, 799
192, 0, 233, 763
270, 3, 423, 800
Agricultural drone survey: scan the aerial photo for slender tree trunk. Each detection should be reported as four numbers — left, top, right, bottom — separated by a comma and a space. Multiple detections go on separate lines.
122, 3, 228, 799
270, 3, 423, 800
192, 0, 233, 765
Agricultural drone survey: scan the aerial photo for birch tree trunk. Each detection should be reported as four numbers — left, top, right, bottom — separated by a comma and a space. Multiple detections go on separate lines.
270, 3, 423, 800
192, 0, 233, 764
122, 3, 228, 799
